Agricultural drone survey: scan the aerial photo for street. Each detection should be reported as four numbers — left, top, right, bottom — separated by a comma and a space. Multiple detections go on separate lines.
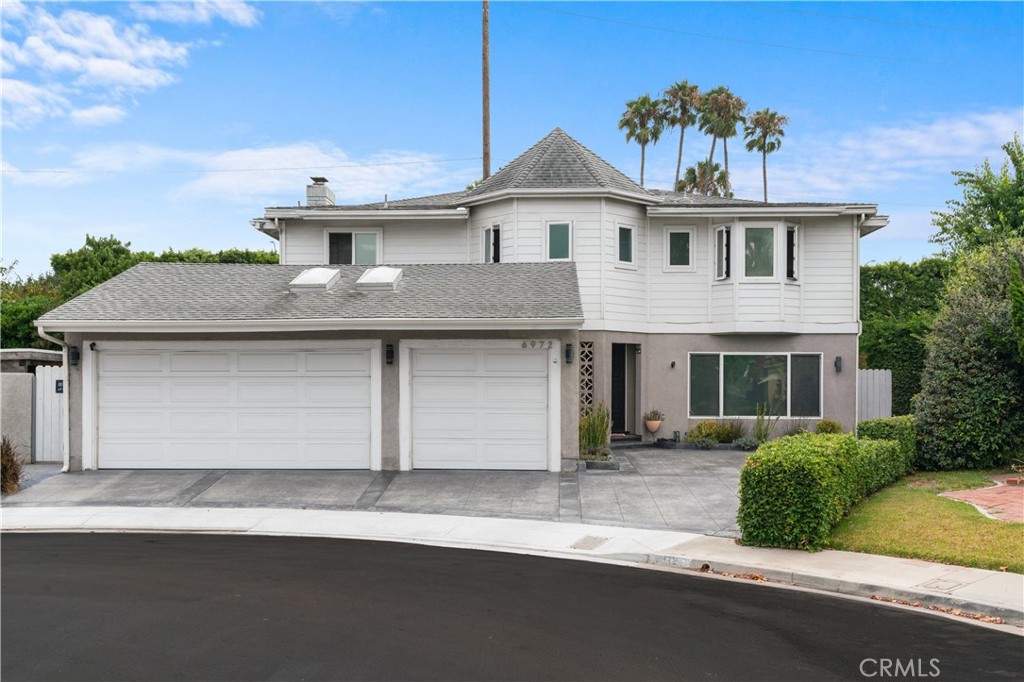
2, 533, 1021, 681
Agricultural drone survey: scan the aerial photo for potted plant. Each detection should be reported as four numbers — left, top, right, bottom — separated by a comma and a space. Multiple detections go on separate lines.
643, 409, 664, 434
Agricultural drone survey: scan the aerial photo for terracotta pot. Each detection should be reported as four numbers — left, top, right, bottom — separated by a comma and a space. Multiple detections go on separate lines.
645, 419, 663, 434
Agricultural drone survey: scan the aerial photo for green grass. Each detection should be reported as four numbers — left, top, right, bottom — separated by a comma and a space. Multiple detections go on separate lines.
830, 470, 1024, 574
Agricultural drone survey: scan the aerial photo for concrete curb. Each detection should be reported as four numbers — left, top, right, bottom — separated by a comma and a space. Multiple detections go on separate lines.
3, 506, 1021, 629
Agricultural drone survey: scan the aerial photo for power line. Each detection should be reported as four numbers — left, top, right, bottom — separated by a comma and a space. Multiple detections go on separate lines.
1, 156, 484, 175
526, 5, 1022, 71
738, 3, 1021, 36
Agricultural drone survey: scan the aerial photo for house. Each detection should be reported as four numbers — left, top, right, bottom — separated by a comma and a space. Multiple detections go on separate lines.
38, 128, 887, 472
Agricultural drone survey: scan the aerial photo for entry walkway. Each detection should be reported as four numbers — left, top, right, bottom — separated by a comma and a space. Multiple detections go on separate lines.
2, 449, 748, 537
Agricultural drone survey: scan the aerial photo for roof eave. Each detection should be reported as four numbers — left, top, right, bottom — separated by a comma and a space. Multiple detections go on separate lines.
264, 208, 469, 220
860, 215, 889, 237
460, 187, 657, 207
37, 317, 585, 334
647, 204, 879, 217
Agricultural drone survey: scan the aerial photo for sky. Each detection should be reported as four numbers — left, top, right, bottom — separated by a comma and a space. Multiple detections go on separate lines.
2, 1, 1022, 277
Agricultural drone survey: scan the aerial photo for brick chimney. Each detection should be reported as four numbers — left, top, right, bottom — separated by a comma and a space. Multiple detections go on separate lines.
306, 177, 335, 207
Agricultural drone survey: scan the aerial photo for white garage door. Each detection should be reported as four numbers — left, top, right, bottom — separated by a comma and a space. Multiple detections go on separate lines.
97, 348, 373, 469
411, 347, 549, 470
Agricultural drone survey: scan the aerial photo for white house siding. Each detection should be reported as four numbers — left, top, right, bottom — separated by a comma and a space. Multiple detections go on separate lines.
648, 218, 711, 325
601, 199, 649, 325
468, 199, 514, 262
800, 217, 857, 323
280, 219, 469, 265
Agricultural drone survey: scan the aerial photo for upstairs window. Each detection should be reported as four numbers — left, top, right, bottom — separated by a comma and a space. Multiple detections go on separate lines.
329, 232, 378, 265
483, 225, 501, 263
715, 225, 731, 280
665, 228, 694, 271
617, 225, 635, 265
744, 227, 775, 277
547, 222, 571, 261
786, 225, 799, 280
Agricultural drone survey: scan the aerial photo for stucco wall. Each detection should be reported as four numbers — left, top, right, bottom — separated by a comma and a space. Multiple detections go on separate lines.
67, 330, 579, 471
1, 373, 34, 463
581, 331, 859, 440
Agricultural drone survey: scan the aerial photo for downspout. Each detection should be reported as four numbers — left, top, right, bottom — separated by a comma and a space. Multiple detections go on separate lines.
853, 213, 866, 431
36, 325, 70, 473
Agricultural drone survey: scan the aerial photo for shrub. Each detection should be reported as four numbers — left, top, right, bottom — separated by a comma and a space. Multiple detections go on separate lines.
915, 239, 1024, 470
642, 409, 664, 421
686, 419, 745, 443
1, 435, 23, 494
815, 419, 843, 434
717, 420, 745, 442
693, 437, 714, 450
737, 433, 906, 550
858, 415, 916, 473
734, 436, 760, 452
579, 402, 611, 458
781, 420, 808, 437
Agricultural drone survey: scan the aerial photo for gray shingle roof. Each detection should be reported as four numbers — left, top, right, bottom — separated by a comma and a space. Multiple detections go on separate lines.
268, 190, 470, 212
38, 263, 584, 324
645, 189, 867, 209
463, 128, 647, 199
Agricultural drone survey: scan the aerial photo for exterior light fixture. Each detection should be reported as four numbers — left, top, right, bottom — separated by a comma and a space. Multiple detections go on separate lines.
564, 343, 574, 365
385, 344, 394, 365
68, 346, 80, 366
834, 356, 842, 373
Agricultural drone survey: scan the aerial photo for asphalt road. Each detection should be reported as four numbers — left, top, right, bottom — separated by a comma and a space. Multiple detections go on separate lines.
2, 534, 1021, 682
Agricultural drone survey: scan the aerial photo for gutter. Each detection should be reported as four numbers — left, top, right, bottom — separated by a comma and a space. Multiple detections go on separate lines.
264, 208, 469, 220
37, 317, 587, 334
647, 205, 878, 217
35, 325, 70, 473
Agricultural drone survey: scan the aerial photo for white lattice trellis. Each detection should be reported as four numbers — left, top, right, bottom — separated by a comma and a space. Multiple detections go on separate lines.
579, 341, 595, 414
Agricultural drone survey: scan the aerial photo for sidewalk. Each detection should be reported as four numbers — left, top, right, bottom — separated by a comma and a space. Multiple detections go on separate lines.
3, 505, 1021, 629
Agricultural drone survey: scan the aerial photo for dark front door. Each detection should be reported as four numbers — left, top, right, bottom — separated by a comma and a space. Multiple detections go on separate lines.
611, 343, 626, 433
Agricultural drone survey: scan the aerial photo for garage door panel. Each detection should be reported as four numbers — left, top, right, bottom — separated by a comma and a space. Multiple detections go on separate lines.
412, 441, 477, 467
170, 353, 231, 373
169, 382, 231, 404
413, 352, 479, 374
413, 380, 478, 404
98, 347, 374, 469
481, 380, 547, 403
482, 412, 547, 435
482, 352, 548, 374
101, 382, 164, 404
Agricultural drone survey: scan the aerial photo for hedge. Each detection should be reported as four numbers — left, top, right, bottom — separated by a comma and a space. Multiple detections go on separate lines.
857, 415, 916, 472
737, 433, 904, 550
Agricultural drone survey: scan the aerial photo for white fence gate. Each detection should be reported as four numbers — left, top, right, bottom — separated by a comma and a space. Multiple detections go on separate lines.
858, 369, 892, 422
34, 365, 64, 462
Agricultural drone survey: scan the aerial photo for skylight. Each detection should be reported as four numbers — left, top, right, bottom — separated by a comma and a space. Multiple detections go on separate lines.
289, 267, 340, 293
355, 266, 403, 291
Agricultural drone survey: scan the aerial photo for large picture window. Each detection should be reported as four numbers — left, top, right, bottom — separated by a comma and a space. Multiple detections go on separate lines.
689, 353, 821, 418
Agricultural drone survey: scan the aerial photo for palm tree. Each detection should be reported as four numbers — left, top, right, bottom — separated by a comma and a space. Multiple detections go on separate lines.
618, 94, 667, 187
699, 86, 746, 195
662, 80, 702, 189
744, 108, 789, 202
677, 160, 728, 197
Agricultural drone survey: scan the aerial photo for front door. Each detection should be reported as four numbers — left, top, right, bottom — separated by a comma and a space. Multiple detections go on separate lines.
611, 343, 635, 434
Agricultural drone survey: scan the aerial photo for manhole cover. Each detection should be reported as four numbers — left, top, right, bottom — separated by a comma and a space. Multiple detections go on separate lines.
919, 579, 966, 591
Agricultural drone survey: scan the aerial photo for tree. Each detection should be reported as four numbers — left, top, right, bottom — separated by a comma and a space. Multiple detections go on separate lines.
931, 135, 1024, 255
50, 235, 153, 301
698, 86, 746, 195
743, 108, 789, 202
618, 93, 667, 187
914, 238, 1024, 469
676, 160, 728, 197
662, 80, 702, 190
1, 263, 60, 349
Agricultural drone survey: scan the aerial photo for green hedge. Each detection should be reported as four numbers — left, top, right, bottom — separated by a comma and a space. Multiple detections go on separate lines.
857, 415, 916, 472
737, 433, 904, 550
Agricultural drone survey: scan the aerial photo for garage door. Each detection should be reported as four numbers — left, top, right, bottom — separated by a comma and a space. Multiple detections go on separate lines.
97, 348, 373, 469
411, 347, 549, 470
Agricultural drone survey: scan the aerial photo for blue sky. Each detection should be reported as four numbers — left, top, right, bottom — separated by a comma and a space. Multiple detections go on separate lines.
2, 1, 1022, 276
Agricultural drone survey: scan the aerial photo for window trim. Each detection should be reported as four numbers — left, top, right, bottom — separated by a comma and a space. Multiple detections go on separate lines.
714, 224, 731, 280
742, 224, 777, 279
786, 224, 799, 280
615, 223, 637, 269
482, 224, 501, 263
546, 221, 573, 261
323, 228, 382, 265
687, 351, 823, 419
663, 226, 696, 272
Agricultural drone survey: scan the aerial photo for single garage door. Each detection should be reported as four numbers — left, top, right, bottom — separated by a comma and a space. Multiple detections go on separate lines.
411, 347, 549, 470
97, 348, 373, 469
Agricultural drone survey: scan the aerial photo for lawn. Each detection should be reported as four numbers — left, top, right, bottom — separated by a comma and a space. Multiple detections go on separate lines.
830, 470, 1024, 574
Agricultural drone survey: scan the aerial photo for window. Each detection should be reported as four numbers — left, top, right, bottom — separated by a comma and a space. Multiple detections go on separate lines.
483, 225, 501, 263
744, 227, 774, 277
715, 225, 731, 280
786, 225, 798, 280
617, 225, 634, 265
689, 353, 821, 418
665, 229, 693, 269
547, 222, 571, 260
328, 232, 378, 265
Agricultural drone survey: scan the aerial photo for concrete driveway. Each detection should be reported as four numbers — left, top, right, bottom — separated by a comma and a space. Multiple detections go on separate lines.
3, 448, 748, 537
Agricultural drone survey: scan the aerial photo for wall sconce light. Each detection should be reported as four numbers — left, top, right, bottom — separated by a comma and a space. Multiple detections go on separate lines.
834, 356, 842, 373
68, 346, 80, 366
564, 343, 574, 365
385, 344, 394, 365
670, 361, 676, 369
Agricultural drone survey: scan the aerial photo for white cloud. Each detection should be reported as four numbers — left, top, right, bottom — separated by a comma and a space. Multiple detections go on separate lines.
130, 2, 261, 28
69, 104, 128, 126
0, 79, 70, 129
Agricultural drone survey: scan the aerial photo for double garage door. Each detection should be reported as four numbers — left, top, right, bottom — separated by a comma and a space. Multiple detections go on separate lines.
95, 343, 552, 470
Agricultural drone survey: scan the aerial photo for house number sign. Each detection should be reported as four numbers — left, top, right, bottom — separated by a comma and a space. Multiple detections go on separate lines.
522, 341, 553, 350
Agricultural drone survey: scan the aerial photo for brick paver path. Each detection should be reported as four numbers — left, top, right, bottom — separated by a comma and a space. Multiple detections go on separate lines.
941, 475, 1024, 523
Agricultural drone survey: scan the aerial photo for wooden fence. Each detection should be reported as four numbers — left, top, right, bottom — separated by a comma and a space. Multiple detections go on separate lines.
858, 368, 892, 422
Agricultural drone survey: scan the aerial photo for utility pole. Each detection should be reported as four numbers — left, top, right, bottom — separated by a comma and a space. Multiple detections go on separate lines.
482, 0, 491, 180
